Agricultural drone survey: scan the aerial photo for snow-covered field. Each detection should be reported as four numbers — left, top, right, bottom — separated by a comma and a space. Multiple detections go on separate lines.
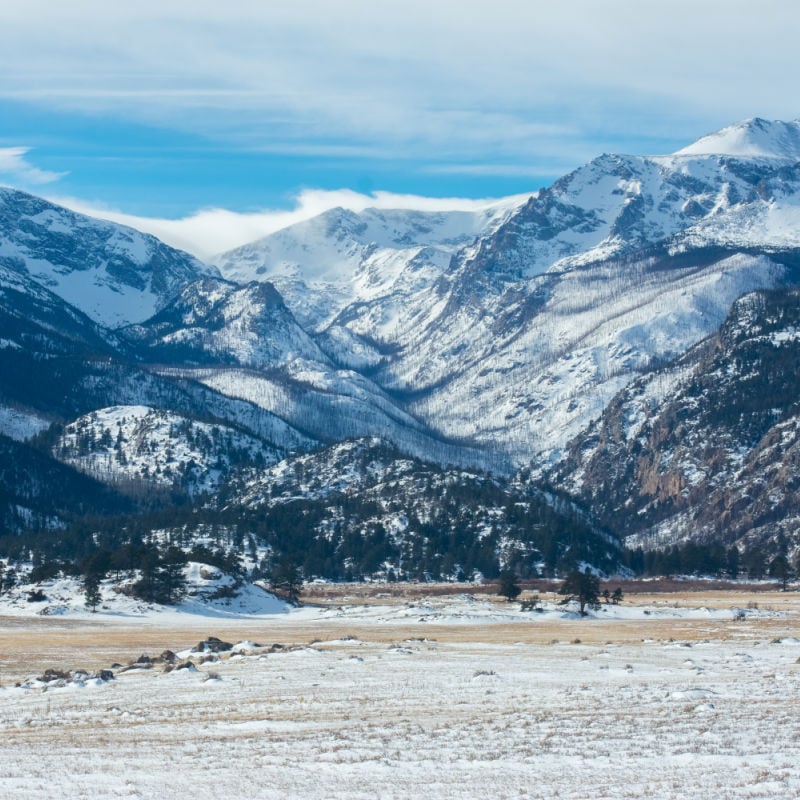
1, 591, 799, 799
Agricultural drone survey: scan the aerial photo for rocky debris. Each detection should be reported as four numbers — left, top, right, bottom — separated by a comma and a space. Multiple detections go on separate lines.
11, 638, 291, 692
195, 636, 234, 654
18, 667, 115, 690
199, 567, 222, 580
163, 659, 197, 674
38, 668, 70, 683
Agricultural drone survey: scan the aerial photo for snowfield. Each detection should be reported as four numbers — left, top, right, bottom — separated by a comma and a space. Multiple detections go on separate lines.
1, 589, 800, 799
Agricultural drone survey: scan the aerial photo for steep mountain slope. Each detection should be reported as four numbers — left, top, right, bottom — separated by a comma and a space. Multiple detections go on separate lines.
4, 118, 800, 565
0, 260, 123, 442
0, 269, 319, 494
228, 437, 620, 579
0, 197, 495, 513
214, 119, 800, 466
123, 276, 496, 471
0, 188, 214, 327
123, 277, 328, 368
214, 202, 523, 333
549, 286, 800, 553
0, 433, 130, 533
51, 405, 278, 495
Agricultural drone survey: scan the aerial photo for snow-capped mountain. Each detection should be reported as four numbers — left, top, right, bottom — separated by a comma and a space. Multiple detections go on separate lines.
0, 188, 215, 328
216, 118, 800, 466
675, 117, 800, 159
122, 276, 495, 471
4, 117, 800, 563
124, 277, 328, 369
214, 201, 524, 333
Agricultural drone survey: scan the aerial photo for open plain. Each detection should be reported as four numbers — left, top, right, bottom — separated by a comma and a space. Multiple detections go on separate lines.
1, 586, 799, 799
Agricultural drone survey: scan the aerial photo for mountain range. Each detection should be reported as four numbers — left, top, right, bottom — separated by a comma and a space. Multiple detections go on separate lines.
2, 117, 800, 574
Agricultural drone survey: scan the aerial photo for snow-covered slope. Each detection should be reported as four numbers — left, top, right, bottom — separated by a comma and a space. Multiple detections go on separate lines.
5, 117, 800, 558
214, 201, 524, 332
675, 117, 800, 159
0, 188, 215, 327
124, 277, 329, 369
550, 286, 800, 552
125, 276, 496, 472
214, 119, 800, 467
54, 405, 278, 494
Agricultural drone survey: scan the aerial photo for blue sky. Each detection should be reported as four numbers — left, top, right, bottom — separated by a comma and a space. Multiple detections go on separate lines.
1, 1, 798, 256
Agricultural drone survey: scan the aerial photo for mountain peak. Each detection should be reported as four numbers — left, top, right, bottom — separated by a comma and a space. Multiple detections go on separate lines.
675, 117, 800, 159
0, 187, 214, 327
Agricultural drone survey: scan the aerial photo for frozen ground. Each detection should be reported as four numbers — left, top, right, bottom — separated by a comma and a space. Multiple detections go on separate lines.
1, 592, 799, 799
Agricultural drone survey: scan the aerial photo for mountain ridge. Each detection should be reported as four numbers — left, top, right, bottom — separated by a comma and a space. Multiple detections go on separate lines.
3, 117, 800, 569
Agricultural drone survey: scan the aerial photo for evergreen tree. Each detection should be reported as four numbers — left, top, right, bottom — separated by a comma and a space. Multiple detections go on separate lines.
769, 554, 793, 591
83, 573, 102, 612
270, 558, 303, 605
497, 570, 521, 602
132, 545, 187, 605
156, 546, 188, 605
559, 569, 600, 616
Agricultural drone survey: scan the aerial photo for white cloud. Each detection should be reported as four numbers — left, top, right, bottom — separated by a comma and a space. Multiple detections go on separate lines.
2, 2, 798, 167
49, 189, 521, 261
0, 147, 66, 185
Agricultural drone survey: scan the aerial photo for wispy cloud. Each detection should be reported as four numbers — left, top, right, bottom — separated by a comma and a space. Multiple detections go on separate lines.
50, 189, 521, 261
3, 2, 798, 171
0, 147, 66, 185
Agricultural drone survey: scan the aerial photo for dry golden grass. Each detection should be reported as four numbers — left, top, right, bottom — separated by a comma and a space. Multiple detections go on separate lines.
2, 592, 800, 800
1, 585, 798, 683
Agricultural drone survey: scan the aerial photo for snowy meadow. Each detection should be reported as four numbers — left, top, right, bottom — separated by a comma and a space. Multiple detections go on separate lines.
1, 590, 799, 799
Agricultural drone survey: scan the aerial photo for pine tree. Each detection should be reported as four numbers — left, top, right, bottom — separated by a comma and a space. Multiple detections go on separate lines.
84, 573, 102, 612
498, 570, 521, 602
769, 554, 793, 591
270, 558, 303, 605
558, 569, 600, 616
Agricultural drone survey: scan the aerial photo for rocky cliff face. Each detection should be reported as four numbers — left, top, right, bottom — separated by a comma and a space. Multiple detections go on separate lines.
550, 287, 800, 552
